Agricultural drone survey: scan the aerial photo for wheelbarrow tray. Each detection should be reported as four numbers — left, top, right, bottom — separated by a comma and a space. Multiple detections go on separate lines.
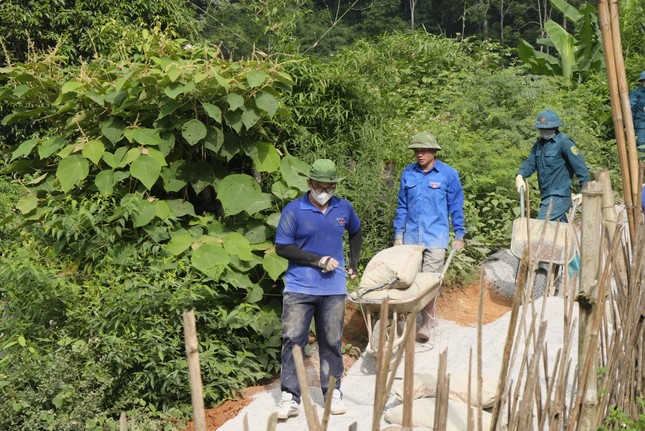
348, 272, 442, 355
348, 272, 442, 314
510, 217, 575, 265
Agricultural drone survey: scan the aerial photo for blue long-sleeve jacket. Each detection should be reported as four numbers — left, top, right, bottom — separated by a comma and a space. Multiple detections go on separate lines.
630, 85, 645, 129
517, 132, 591, 198
393, 159, 465, 249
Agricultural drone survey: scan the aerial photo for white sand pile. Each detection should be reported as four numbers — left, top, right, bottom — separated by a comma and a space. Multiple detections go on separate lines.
218, 296, 579, 431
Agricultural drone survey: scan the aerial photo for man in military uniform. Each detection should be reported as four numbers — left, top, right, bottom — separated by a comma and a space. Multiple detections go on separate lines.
515, 110, 591, 222
629, 70, 645, 160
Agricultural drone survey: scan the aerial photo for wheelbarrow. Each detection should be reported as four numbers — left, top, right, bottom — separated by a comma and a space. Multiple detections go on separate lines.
348, 248, 456, 357
510, 189, 579, 297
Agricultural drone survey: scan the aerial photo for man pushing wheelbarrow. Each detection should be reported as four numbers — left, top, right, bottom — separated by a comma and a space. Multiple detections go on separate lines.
514, 110, 591, 296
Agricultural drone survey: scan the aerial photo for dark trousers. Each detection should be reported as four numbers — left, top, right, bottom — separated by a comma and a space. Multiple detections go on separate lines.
280, 292, 345, 404
537, 195, 572, 222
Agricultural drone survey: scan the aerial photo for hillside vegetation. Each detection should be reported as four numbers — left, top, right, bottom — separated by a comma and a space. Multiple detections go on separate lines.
0, 0, 642, 428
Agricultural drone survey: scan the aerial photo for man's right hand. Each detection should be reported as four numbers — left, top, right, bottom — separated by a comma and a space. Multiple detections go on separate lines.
393, 238, 403, 247
318, 256, 339, 272
515, 175, 526, 193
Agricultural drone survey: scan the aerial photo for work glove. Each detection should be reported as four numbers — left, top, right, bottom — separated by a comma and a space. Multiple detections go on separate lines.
452, 239, 465, 251
572, 193, 582, 206
318, 256, 339, 273
393, 238, 403, 247
515, 175, 526, 193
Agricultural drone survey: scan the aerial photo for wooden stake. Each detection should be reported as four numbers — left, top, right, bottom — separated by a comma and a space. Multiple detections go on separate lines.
183, 310, 206, 431
293, 345, 321, 431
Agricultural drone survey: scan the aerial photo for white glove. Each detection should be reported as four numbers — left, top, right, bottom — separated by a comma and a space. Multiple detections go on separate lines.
318, 256, 339, 273
515, 175, 526, 193
393, 238, 403, 247
572, 193, 582, 206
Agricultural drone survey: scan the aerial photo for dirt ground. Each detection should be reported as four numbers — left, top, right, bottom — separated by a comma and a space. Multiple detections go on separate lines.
202, 280, 512, 430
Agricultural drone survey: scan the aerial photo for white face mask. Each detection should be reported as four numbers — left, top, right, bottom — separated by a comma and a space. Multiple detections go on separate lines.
540, 129, 556, 140
310, 190, 332, 205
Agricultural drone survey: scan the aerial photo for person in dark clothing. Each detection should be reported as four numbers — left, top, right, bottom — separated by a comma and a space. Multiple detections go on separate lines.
515, 110, 591, 222
629, 70, 645, 160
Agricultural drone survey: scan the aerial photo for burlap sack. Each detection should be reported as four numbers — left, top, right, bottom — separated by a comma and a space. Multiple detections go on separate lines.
392, 371, 497, 409
357, 245, 424, 292
384, 398, 493, 430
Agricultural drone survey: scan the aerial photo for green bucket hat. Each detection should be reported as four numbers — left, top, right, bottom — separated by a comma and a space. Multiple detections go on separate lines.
408, 131, 442, 150
308, 159, 344, 183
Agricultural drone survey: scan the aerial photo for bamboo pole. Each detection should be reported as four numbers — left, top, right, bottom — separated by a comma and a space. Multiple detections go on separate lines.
609, 0, 640, 215
597, 0, 635, 245
490, 249, 527, 429
293, 345, 321, 431
119, 412, 127, 431
575, 181, 603, 430
183, 310, 207, 431
401, 314, 415, 429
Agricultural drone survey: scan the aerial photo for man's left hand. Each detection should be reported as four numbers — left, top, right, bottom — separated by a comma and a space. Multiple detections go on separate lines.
347, 267, 359, 280
452, 240, 465, 251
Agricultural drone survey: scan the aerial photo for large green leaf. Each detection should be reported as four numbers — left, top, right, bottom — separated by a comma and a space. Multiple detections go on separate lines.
124, 128, 163, 146
191, 243, 229, 279
262, 250, 288, 281
95, 170, 114, 195
271, 180, 298, 200
130, 156, 161, 190
223, 232, 254, 261
81, 139, 105, 165
202, 103, 222, 123
100, 118, 126, 144
255, 91, 278, 117
544, 20, 576, 80
39, 136, 66, 159
217, 174, 269, 216
11, 138, 38, 161
133, 200, 156, 227
227, 93, 245, 111
280, 155, 309, 191
246, 70, 268, 88
16, 195, 38, 214
241, 108, 261, 130
551, 0, 583, 23
245, 142, 280, 173
165, 234, 195, 255
56, 155, 89, 192
167, 199, 196, 217
181, 119, 207, 146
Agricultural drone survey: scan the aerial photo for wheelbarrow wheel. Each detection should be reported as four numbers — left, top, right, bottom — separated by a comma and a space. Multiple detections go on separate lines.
533, 268, 548, 299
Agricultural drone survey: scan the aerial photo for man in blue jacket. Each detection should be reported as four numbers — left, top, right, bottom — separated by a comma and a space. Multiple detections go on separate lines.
393, 131, 465, 343
629, 70, 645, 160
274, 159, 362, 420
515, 110, 591, 222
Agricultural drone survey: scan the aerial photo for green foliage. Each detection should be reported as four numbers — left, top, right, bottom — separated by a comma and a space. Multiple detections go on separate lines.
516, 0, 604, 83
0, 28, 297, 427
0, 234, 282, 428
0, 26, 297, 280
0, 0, 199, 64
598, 399, 645, 431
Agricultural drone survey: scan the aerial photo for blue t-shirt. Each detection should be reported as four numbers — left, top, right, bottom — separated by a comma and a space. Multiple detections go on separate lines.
275, 194, 361, 295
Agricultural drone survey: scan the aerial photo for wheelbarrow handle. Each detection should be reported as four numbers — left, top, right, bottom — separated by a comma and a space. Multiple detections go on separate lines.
442, 247, 458, 277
